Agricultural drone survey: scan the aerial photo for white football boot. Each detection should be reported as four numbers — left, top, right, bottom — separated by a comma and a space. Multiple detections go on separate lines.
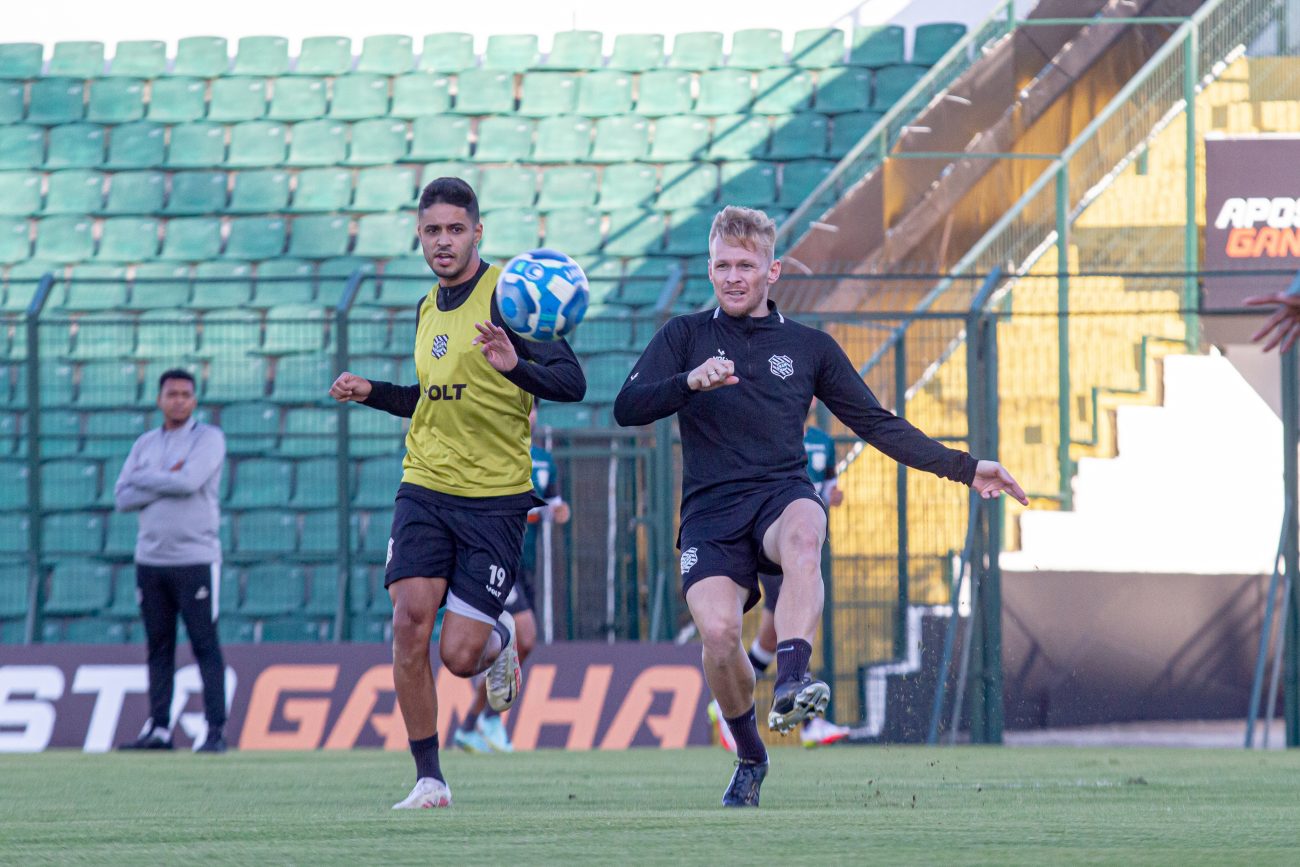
485, 611, 521, 712
392, 777, 452, 809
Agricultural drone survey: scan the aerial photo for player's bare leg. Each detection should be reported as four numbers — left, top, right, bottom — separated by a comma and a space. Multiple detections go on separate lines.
456, 610, 536, 752
440, 609, 520, 714
389, 577, 452, 809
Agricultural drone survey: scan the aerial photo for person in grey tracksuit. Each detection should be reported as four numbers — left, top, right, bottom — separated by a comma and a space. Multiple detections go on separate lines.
114, 368, 228, 753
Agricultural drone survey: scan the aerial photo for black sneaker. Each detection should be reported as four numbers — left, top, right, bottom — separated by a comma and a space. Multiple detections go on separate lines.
117, 722, 173, 751
722, 759, 769, 807
767, 675, 830, 734
195, 727, 228, 754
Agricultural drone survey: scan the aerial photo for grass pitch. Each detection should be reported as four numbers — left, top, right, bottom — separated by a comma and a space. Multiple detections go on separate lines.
3, 746, 1299, 864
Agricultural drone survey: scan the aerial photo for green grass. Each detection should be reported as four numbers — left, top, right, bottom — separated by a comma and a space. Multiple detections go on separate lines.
2, 746, 1299, 864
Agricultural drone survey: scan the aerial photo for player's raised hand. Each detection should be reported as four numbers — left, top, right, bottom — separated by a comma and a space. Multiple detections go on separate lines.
329, 372, 373, 403
1245, 292, 1300, 352
972, 460, 1029, 505
687, 357, 739, 392
473, 321, 519, 372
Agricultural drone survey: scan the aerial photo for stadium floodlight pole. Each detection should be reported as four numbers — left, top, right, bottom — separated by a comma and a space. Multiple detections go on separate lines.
331, 267, 366, 643
22, 273, 56, 645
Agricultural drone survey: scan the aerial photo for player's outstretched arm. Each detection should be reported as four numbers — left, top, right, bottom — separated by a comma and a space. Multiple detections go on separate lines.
329, 372, 374, 402
614, 318, 698, 426
971, 460, 1029, 505
482, 308, 587, 402
330, 371, 420, 418
1245, 292, 1300, 352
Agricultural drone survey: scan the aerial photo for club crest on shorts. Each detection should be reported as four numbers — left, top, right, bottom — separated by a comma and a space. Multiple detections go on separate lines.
431, 334, 449, 359
680, 547, 699, 573
769, 354, 794, 379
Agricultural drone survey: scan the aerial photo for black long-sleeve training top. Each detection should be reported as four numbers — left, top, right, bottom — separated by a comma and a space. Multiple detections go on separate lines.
361, 260, 586, 417
613, 302, 977, 520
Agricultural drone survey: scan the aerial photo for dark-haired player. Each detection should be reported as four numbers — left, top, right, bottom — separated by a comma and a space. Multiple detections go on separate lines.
330, 178, 585, 808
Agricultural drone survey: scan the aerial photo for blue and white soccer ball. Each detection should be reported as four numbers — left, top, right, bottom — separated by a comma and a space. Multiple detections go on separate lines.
496, 249, 590, 342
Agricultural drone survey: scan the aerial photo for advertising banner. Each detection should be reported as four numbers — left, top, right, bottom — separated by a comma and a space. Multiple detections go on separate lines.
0, 642, 709, 753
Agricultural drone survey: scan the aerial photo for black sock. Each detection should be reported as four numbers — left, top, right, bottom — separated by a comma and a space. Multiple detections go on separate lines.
774, 638, 812, 688
747, 640, 774, 675
459, 711, 479, 733
725, 706, 768, 765
409, 734, 443, 782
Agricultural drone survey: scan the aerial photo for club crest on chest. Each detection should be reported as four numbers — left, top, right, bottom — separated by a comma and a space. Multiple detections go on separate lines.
431, 334, 449, 359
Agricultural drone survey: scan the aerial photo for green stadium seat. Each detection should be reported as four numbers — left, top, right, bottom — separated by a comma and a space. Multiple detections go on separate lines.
656, 161, 717, 210
347, 402, 404, 457
290, 168, 353, 213
45, 558, 113, 614
849, 25, 905, 68
65, 264, 129, 310
346, 305, 391, 352
345, 118, 409, 166
0, 459, 29, 507
227, 169, 290, 213
532, 115, 592, 163
478, 208, 538, 260
418, 33, 475, 73
227, 457, 292, 508
316, 256, 375, 306
0, 218, 32, 264
358, 35, 414, 75
0, 80, 24, 125
262, 303, 325, 354
203, 350, 268, 401
635, 70, 693, 117
300, 510, 349, 557
695, 69, 753, 116
41, 409, 82, 457
408, 116, 471, 162
354, 212, 416, 258
597, 163, 656, 209
575, 70, 633, 117
355, 455, 404, 508
754, 68, 814, 114
573, 309, 634, 352
96, 216, 160, 262
35, 215, 95, 262
288, 454, 338, 500
912, 22, 967, 66
103, 510, 137, 559
584, 350, 639, 402
729, 29, 784, 69
792, 28, 846, 69
227, 120, 288, 168
78, 360, 142, 409
668, 32, 723, 71
0, 125, 43, 170
159, 216, 221, 261
623, 257, 681, 305
815, 66, 872, 114
82, 409, 146, 458
165, 123, 227, 169
648, 114, 709, 162
664, 207, 713, 255
191, 260, 253, 307
872, 64, 926, 110
42, 459, 101, 509
220, 401, 279, 454
828, 111, 880, 158
242, 564, 306, 614
537, 166, 598, 209
284, 119, 347, 167
472, 116, 534, 163
483, 34, 539, 72
103, 121, 165, 170
62, 617, 131, 643
779, 159, 835, 207
146, 78, 207, 123
576, 257, 621, 303
542, 208, 602, 256
268, 76, 327, 121
353, 166, 416, 212
253, 259, 314, 306
44, 170, 102, 216
545, 31, 603, 70
235, 511, 297, 556
720, 160, 777, 207
87, 78, 146, 124
0, 172, 42, 216
331, 73, 391, 120
209, 77, 269, 122
479, 165, 537, 210
0, 43, 43, 78
109, 40, 166, 78
68, 314, 133, 358
50, 41, 105, 77
295, 36, 352, 76
420, 161, 478, 191
712, 114, 769, 160
375, 256, 431, 304
218, 615, 254, 643
288, 214, 351, 259
270, 354, 333, 402
589, 114, 649, 162
165, 170, 227, 215
607, 33, 663, 72
234, 36, 290, 76
519, 72, 578, 117
389, 73, 451, 118
102, 170, 163, 215
305, 564, 345, 615
45, 123, 105, 170
173, 36, 229, 77
224, 216, 287, 261
603, 208, 663, 256
130, 262, 191, 308
132, 308, 197, 357
768, 112, 829, 159
453, 69, 514, 115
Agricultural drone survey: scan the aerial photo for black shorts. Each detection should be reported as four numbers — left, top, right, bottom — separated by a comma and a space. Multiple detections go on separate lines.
384, 483, 529, 622
758, 572, 783, 612
504, 565, 534, 616
678, 479, 821, 613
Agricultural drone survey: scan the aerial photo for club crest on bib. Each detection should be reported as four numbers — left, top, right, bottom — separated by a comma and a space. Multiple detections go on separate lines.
769, 354, 794, 379
680, 547, 699, 573
431, 334, 449, 359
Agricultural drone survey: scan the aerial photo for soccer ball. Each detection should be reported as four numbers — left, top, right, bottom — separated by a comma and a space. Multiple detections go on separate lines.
495, 249, 589, 341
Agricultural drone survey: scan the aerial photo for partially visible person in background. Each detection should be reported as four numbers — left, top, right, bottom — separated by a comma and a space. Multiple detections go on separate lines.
1246, 289, 1300, 352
